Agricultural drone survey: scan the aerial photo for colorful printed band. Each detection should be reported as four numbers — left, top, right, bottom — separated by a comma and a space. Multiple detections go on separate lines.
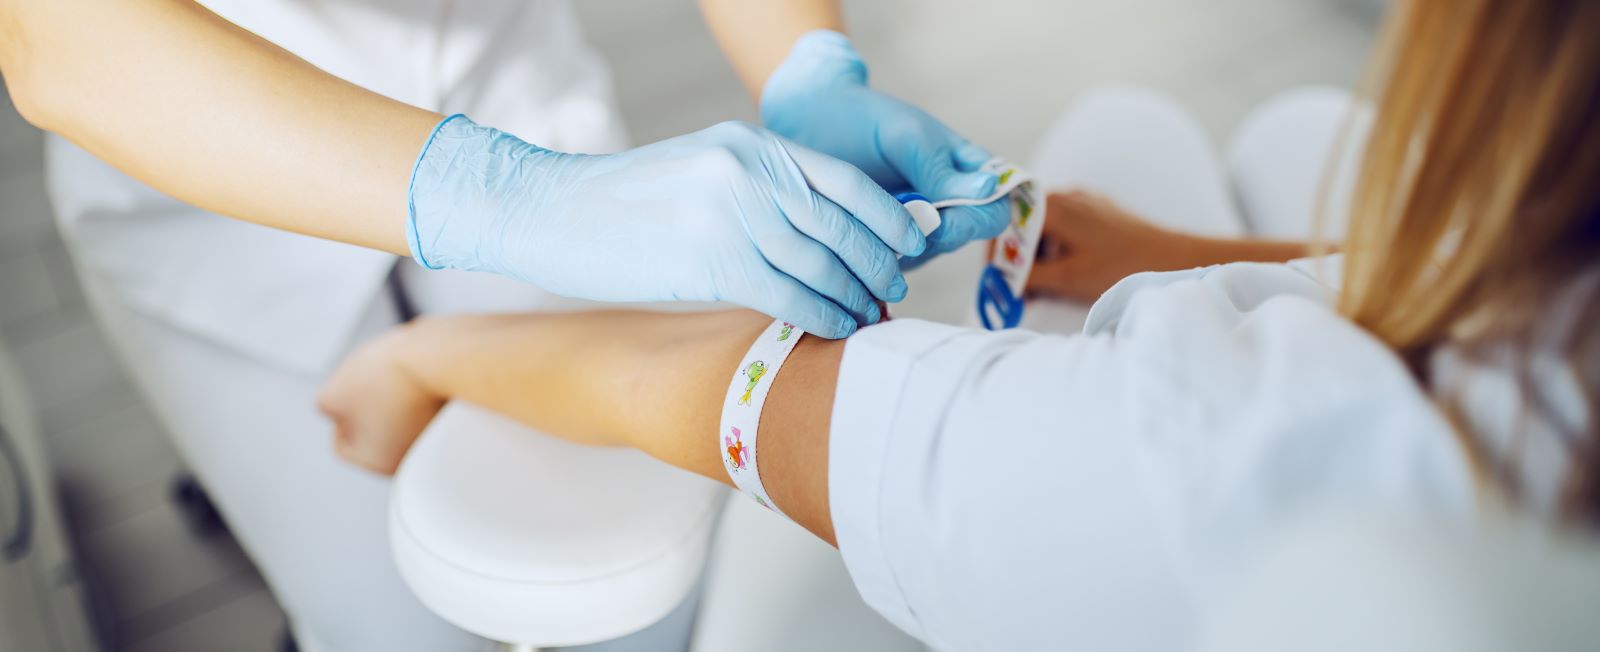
969, 160, 1045, 330
718, 319, 805, 516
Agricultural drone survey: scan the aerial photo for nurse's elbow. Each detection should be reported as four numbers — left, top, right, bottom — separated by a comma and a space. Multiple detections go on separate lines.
0, 17, 49, 131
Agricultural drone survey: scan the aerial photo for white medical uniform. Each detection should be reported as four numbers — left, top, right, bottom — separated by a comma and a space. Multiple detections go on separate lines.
825, 87, 1588, 650
42, 2, 661, 650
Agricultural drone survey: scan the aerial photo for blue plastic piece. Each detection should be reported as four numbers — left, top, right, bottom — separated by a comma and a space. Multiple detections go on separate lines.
976, 264, 1024, 330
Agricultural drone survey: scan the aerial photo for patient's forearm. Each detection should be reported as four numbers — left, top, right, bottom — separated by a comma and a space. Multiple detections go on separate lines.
1178, 236, 1327, 268
395, 311, 845, 544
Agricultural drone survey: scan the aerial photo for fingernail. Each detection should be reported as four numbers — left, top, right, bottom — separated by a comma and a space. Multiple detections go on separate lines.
888, 276, 908, 302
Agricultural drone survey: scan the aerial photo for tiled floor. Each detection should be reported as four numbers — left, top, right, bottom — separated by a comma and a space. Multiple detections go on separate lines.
0, 0, 1376, 649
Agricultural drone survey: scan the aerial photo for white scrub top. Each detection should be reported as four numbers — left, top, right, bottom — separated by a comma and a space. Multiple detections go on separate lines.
828, 261, 1493, 651
46, 0, 628, 376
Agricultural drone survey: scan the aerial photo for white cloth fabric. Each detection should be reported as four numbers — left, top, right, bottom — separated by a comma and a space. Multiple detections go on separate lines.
43, 2, 647, 649
825, 87, 1501, 651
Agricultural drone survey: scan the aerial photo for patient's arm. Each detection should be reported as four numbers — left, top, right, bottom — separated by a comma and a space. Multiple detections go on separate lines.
318, 310, 845, 544
1030, 191, 1323, 302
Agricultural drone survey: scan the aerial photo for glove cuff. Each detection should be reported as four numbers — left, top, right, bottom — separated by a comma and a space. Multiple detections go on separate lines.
759, 29, 868, 118
406, 114, 553, 278
406, 114, 469, 270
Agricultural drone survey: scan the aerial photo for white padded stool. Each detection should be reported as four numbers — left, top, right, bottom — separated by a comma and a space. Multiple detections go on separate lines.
389, 402, 725, 647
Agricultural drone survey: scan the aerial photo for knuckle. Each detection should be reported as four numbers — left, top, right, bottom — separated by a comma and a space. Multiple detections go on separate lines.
799, 253, 844, 289
863, 250, 897, 285
710, 120, 763, 143
878, 116, 922, 143
691, 145, 746, 178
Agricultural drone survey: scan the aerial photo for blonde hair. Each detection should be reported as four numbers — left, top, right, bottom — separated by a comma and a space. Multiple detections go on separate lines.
1337, 0, 1600, 521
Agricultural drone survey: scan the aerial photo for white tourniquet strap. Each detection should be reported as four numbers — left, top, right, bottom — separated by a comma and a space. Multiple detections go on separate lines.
718, 319, 804, 516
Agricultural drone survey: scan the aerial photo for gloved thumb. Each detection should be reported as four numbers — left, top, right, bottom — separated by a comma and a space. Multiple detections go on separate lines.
886, 130, 998, 204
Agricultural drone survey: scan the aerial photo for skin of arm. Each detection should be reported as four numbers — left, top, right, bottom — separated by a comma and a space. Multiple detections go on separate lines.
1028, 191, 1322, 302
697, 0, 844, 99
0, 0, 443, 254
317, 310, 844, 545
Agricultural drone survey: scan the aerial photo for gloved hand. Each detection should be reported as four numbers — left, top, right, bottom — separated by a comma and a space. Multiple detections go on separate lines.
760, 30, 1010, 269
407, 116, 924, 338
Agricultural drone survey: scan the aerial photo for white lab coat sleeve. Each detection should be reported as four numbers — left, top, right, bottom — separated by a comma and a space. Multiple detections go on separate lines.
827, 268, 1477, 651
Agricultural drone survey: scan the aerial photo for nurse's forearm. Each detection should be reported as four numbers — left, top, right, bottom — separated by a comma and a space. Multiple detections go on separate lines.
698, 0, 843, 99
0, 0, 440, 255
395, 311, 844, 544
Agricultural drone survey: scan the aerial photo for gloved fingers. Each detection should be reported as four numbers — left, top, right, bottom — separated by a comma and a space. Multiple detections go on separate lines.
927, 201, 1011, 250
754, 229, 882, 327
951, 136, 994, 172
880, 121, 998, 205
740, 269, 860, 339
899, 201, 1011, 270
782, 191, 907, 303
781, 141, 927, 258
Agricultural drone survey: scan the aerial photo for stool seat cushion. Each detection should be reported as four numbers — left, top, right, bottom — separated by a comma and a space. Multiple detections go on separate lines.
390, 403, 724, 646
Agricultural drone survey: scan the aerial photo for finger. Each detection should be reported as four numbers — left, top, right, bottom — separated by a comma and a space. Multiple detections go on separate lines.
923, 201, 1011, 256
881, 124, 997, 202
754, 229, 882, 326
951, 136, 993, 171
897, 202, 1009, 270
783, 191, 907, 302
736, 267, 859, 339
331, 429, 390, 475
780, 140, 927, 257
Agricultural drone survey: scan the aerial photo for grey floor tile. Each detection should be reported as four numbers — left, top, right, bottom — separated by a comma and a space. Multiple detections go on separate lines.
0, 96, 44, 179
0, 169, 57, 260
5, 341, 139, 438
0, 245, 61, 328
124, 583, 283, 652
75, 499, 257, 643
10, 316, 129, 419
46, 399, 184, 534
122, 578, 282, 651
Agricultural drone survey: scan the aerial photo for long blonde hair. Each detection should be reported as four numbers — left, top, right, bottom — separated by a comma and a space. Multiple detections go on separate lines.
1338, 0, 1600, 521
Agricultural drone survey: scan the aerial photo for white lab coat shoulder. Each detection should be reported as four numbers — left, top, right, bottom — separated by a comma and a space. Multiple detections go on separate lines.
828, 262, 1477, 651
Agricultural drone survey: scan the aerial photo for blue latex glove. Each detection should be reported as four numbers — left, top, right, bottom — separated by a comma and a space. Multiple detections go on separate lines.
407, 116, 925, 338
760, 30, 1010, 269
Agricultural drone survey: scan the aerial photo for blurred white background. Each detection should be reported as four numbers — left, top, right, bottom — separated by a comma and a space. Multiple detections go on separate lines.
0, 0, 1377, 649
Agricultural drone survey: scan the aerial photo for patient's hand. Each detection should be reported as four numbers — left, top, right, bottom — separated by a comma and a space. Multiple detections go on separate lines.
1026, 191, 1201, 303
317, 323, 445, 475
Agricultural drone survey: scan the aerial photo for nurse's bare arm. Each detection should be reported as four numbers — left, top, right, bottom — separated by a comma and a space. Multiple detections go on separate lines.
0, 0, 441, 254
317, 310, 844, 544
698, 0, 843, 98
